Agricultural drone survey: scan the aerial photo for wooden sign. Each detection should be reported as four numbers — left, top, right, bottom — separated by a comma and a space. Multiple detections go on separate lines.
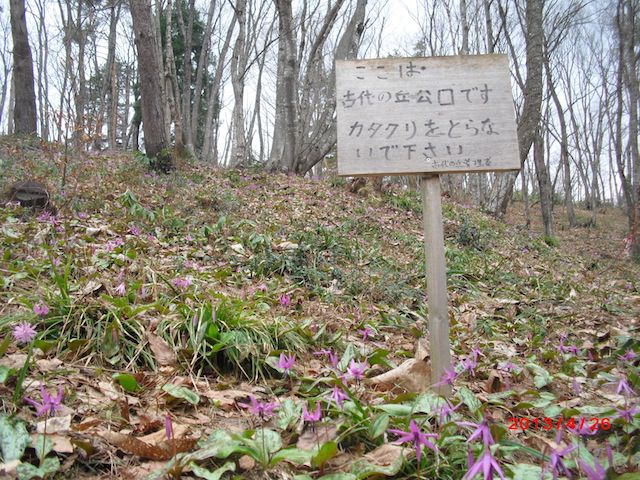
336, 54, 519, 176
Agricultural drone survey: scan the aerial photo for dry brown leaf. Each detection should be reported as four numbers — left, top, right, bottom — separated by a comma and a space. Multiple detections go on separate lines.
363, 444, 406, 466
101, 432, 196, 460
36, 414, 71, 434
35, 358, 63, 371
138, 423, 189, 444
200, 389, 251, 411
369, 358, 431, 393
296, 424, 337, 451
145, 332, 177, 367
485, 370, 504, 393
31, 433, 74, 454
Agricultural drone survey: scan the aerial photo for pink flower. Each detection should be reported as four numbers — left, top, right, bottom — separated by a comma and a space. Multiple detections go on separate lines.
115, 283, 126, 296
314, 348, 339, 369
433, 366, 458, 388
620, 349, 637, 361
346, 359, 368, 382
543, 430, 576, 480
239, 395, 278, 420
358, 325, 374, 341
302, 402, 322, 424
615, 405, 639, 423
458, 418, 494, 447
463, 449, 505, 480
278, 353, 295, 374
33, 302, 49, 317
165, 413, 173, 440
25, 386, 64, 416
172, 277, 192, 290
129, 225, 141, 236
13, 321, 37, 344
328, 386, 349, 408
279, 293, 291, 307
388, 420, 438, 464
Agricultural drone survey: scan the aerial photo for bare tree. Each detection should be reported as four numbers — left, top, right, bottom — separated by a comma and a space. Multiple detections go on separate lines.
130, 0, 171, 168
9, 0, 37, 134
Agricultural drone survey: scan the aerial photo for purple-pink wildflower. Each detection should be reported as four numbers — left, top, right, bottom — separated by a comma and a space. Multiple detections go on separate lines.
559, 334, 578, 355
435, 400, 462, 424
115, 282, 126, 296
172, 277, 192, 290
165, 413, 173, 440
25, 386, 64, 416
613, 375, 635, 396
129, 225, 141, 236
620, 349, 637, 361
33, 302, 49, 317
544, 430, 576, 480
387, 420, 438, 464
278, 353, 295, 374
346, 359, 368, 382
13, 321, 37, 344
239, 395, 278, 420
615, 404, 639, 423
302, 402, 322, 424
358, 325, 374, 341
458, 418, 494, 447
279, 293, 291, 307
434, 366, 458, 388
314, 348, 339, 369
578, 458, 606, 480
329, 386, 349, 408
463, 449, 505, 480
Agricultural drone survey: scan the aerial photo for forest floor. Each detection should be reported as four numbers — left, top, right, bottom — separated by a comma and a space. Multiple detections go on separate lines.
0, 139, 639, 480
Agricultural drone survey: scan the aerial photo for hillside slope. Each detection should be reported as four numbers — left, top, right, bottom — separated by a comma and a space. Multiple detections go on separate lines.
1, 142, 639, 479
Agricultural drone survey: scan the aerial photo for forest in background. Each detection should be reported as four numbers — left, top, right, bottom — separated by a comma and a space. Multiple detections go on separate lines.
2, 0, 640, 258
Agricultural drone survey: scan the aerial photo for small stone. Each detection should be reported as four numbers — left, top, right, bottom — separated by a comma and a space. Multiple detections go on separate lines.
238, 455, 256, 471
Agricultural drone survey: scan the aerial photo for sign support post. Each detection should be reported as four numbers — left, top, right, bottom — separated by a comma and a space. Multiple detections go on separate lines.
421, 174, 452, 396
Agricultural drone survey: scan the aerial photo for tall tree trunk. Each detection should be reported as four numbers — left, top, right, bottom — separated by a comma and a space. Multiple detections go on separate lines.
9, 0, 37, 135
130, 0, 170, 167
490, 0, 545, 217
229, 0, 248, 167
74, 0, 87, 148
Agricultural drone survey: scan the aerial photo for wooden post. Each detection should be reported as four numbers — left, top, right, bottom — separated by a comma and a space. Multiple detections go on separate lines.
421, 174, 452, 397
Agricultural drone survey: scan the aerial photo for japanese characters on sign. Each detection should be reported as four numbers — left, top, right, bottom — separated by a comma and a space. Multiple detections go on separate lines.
336, 55, 520, 176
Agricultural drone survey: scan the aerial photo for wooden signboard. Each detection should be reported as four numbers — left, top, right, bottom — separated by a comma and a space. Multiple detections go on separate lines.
336, 54, 519, 176
336, 55, 520, 396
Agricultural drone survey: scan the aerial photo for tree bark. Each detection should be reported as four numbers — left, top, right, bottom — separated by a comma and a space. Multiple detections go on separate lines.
490, 0, 545, 217
130, 0, 170, 166
9, 0, 37, 135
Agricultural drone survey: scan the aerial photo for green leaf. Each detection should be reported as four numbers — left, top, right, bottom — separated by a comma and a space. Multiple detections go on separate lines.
368, 414, 389, 439
254, 428, 282, 455
0, 365, 15, 384
457, 386, 482, 413
277, 399, 301, 430
33, 435, 54, 460
190, 461, 235, 480
32, 339, 56, 353
0, 335, 11, 356
113, 373, 140, 393
16, 457, 60, 480
311, 441, 338, 468
376, 404, 412, 416
368, 349, 393, 368
508, 463, 544, 480
0, 415, 31, 462
162, 383, 200, 405
195, 431, 243, 460
413, 392, 444, 414
339, 343, 357, 371
271, 447, 314, 466
530, 392, 555, 408
526, 363, 553, 388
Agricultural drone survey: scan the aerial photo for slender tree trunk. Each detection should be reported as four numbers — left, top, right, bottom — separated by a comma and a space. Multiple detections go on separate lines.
229, 0, 248, 167
9, 0, 37, 135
